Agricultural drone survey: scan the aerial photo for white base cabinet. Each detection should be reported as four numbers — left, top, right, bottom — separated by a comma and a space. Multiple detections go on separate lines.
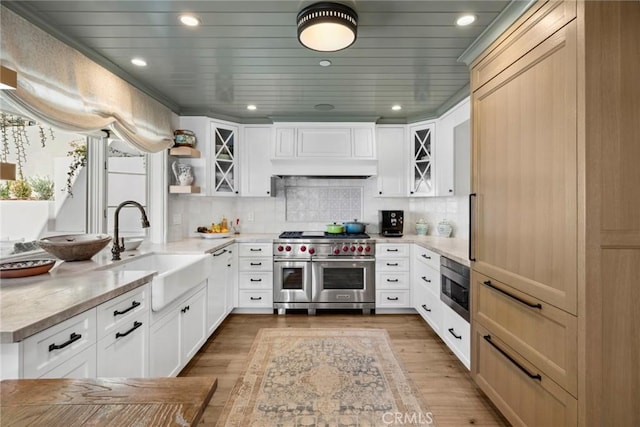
208, 245, 233, 336
237, 243, 273, 310
149, 283, 207, 377
376, 243, 412, 309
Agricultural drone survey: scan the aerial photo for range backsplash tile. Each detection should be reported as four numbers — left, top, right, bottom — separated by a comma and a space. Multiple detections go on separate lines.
285, 186, 362, 222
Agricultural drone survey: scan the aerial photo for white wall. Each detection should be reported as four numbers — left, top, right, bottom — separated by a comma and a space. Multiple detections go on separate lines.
167, 177, 468, 239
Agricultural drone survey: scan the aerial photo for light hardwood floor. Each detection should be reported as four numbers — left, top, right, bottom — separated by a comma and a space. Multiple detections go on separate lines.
180, 312, 509, 426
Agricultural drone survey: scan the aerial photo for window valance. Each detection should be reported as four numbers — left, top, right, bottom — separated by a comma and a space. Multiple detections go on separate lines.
0, 7, 173, 153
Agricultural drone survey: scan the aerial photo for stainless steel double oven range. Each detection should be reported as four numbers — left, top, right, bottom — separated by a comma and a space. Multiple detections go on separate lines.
273, 231, 376, 315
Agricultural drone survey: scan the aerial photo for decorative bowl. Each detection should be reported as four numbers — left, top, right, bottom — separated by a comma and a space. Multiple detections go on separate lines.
122, 237, 144, 251
0, 259, 56, 279
197, 232, 230, 239
37, 234, 112, 261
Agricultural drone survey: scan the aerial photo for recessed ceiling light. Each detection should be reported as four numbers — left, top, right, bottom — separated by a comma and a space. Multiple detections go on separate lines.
179, 14, 200, 27
314, 104, 335, 111
319, 60, 332, 67
247, 104, 257, 111
456, 14, 476, 26
392, 105, 402, 111
131, 58, 147, 67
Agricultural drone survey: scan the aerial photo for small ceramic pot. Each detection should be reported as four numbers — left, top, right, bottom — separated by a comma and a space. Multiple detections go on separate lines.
437, 220, 453, 237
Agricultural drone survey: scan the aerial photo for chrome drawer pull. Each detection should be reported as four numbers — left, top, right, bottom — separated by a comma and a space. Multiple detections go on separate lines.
250, 296, 262, 301
483, 280, 542, 309
212, 249, 228, 257
483, 335, 542, 381
115, 321, 142, 339
113, 300, 141, 317
421, 276, 431, 283
421, 304, 431, 312
448, 328, 462, 340
48, 332, 81, 352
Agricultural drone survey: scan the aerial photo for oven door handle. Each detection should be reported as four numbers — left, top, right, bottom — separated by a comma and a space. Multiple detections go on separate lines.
312, 258, 375, 263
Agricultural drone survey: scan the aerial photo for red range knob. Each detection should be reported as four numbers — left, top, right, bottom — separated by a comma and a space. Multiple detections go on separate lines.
342, 245, 349, 252
334, 248, 340, 255
365, 246, 371, 252
277, 245, 284, 252
285, 245, 292, 252
309, 247, 315, 255
300, 245, 307, 252
357, 246, 364, 252
350, 246, 356, 252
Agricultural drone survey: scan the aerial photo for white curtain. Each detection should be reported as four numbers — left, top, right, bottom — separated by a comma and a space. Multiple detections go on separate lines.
0, 7, 173, 153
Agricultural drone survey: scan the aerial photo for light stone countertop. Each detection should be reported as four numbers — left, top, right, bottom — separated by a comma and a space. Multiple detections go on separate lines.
0, 232, 466, 343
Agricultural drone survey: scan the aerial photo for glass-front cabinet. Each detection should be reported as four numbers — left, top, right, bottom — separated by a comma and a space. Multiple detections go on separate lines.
211, 122, 238, 195
409, 122, 436, 197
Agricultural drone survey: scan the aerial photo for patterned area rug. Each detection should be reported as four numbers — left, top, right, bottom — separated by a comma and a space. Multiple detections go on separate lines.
217, 328, 436, 427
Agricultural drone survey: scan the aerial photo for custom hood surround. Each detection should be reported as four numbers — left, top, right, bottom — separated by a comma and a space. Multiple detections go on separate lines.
0, 7, 173, 153
271, 158, 377, 178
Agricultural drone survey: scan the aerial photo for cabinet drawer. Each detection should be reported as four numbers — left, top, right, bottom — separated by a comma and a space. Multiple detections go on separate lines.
23, 309, 96, 378
473, 323, 577, 427
97, 285, 148, 340
376, 290, 411, 308
414, 245, 440, 271
238, 243, 272, 257
238, 290, 273, 307
414, 282, 442, 337
377, 244, 410, 258
238, 272, 273, 290
238, 257, 272, 272
376, 258, 409, 272
473, 272, 577, 395
442, 304, 470, 369
413, 261, 440, 295
38, 344, 96, 379
97, 310, 149, 378
376, 272, 410, 290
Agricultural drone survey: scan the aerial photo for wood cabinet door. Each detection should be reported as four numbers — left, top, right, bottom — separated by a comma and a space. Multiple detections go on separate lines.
472, 21, 578, 314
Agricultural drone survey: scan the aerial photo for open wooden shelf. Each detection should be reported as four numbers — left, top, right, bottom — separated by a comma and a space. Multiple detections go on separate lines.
169, 146, 201, 158
169, 185, 200, 194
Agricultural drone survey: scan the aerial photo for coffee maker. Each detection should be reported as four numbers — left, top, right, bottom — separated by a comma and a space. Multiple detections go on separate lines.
379, 210, 404, 237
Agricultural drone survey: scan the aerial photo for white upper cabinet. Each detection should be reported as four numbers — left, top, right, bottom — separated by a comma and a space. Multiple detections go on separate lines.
435, 97, 470, 196
211, 121, 238, 196
240, 126, 273, 197
272, 123, 375, 160
408, 121, 437, 197
376, 126, 407, 197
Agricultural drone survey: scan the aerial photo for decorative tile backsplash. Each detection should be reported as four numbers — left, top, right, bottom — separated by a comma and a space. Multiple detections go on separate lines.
286, 186, 362, 222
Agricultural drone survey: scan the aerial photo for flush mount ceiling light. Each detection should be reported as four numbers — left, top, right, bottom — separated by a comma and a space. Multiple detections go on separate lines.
297, 2, 358, 52
179, 14, 200, 27
319, 59, 332, 67
391, 105, 402, 111
247, 104, 257, 111
0, 65, 17, 90
456, 14, 476, 26
131, 58, 147, 67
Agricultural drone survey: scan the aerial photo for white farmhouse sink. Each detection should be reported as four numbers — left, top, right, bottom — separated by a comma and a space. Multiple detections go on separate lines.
103, 253, 210, 311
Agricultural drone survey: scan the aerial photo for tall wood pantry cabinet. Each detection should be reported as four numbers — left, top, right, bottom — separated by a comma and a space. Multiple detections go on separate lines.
469, 1, 639, 426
